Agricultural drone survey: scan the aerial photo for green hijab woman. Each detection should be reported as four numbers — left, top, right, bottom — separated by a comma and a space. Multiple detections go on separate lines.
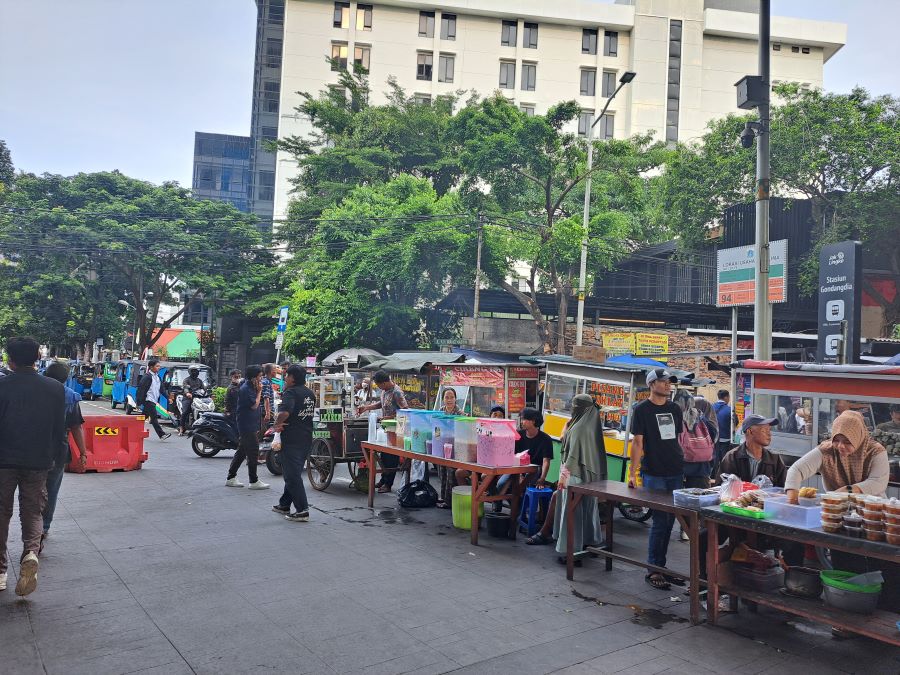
553, 394, 606, 563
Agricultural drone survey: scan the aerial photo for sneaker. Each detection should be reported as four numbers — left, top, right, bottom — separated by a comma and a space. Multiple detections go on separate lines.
0, 572, 7, 591
285, 511, 309, 522
225, 477, 244, 487
272, 505, 290, 515
16, 552, 38, 597
248, 480, 270, 490
160, 433, 172, 441
679, 530, 690, 542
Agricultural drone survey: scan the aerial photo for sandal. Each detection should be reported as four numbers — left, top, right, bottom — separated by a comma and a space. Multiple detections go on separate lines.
435, 500, 450, 509
645, 573, 671, 591
664, 575, 686, 587
526, 533, 551, 546
376, 485, 391, 494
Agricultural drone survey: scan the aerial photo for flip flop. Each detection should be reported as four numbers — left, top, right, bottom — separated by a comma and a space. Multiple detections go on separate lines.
435, 501, 450, 509
526, 533, 551, 545
665, 575, 686, 587
645, 573, 671, 590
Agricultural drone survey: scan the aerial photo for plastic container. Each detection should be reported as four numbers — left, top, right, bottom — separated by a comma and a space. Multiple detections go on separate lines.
409, 410, 439, 454
821, 512, 843, 524
764, 500, 822, 528
799, 496, 821, 507
884, 513, 900, 526
822, 522, 843, 533
884, 499, 900, 516
721, 503, 767, 519
673, 488, 721, 508
861, 508, 884, 521
886, 532, 900, 545
476, 418, 520, 467
783, 566, 823, 599
485, 513, 511, 538
733, 565, 784, 592
454, 417, 479, 463
822, 570, 883, 593
432, 414, 455, 458
843, 512, 863, 528
886, 523, 900, 534
859, 496, 885, 511
367, 411, 379, 442
864, 528, 886, 542
844, 526, 864, 538
821, 492, 850, 507
395, 409, 412, 445
822, 502, 848, 515
862, 518, 884, 531
451, 485, 483, 530
824, 584, 881, 614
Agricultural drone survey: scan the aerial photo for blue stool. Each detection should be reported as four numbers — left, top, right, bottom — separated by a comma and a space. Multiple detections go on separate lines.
518, 487, 554, 536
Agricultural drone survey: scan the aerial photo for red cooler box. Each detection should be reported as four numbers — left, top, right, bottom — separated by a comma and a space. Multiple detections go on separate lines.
68, 415, 150, 473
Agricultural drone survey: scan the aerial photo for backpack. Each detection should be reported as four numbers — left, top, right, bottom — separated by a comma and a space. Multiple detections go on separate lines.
678, 419, 714, 463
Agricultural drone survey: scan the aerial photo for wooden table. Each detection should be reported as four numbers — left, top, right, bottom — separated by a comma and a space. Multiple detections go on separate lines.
361, 442, 537, 545
565, 480, 703, 625
703, 507, 900, 646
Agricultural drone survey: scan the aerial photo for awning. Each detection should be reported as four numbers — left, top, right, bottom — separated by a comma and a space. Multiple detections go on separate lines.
360, 352, 466, 373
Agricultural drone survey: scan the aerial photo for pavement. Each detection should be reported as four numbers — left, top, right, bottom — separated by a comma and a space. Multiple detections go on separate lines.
1, 401, 898, 675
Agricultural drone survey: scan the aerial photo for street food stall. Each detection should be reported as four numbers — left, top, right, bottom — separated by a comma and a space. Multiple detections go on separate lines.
360, 352, 466, 409
733, 360, 900, 492
433, 363, 542, 417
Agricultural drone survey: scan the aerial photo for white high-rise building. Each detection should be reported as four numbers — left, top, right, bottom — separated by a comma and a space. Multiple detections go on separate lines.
272, 0, 846, 219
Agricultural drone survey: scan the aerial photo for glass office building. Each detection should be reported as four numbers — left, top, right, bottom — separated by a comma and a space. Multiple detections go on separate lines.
191, 132, 251, 213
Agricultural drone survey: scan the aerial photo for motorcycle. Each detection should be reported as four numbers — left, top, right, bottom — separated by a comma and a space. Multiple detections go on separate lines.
176, 387, 215, 429
190, 412, 278, 474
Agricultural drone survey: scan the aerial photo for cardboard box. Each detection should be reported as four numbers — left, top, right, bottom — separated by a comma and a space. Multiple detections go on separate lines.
573, 345, 607, 363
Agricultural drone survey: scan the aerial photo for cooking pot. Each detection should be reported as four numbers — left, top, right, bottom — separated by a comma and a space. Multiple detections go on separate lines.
784, 566, 822, 598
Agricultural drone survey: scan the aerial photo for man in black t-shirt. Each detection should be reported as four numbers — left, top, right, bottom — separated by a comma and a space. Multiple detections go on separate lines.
272, 365, 316, 522
494, 408, 555, 511
629, 368, 684, 591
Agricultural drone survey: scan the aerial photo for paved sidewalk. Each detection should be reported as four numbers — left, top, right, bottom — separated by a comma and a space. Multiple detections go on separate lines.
1, 404, 898, 674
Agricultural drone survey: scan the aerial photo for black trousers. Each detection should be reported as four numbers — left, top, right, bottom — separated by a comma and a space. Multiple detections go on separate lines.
142, 402, 166, 438
278, 443, 311, 512
180, 396, 192, 433
378, 452, 400, 488
228, 433, 259, 483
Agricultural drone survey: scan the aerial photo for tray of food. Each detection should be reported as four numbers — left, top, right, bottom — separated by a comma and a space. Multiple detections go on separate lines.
721, 489, 769, 519
673, 487, 721, 508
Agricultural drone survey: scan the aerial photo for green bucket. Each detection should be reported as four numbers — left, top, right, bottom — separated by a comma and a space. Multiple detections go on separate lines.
820, 570, 882, 594
451, 486, 484, 530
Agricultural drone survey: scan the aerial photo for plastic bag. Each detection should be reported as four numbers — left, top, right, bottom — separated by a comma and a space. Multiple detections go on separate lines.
751, 475, 773, 489
271, 432, 282, 452
719, 474, 743, 502
397, 480, 438, 508
410, 459, 426, 482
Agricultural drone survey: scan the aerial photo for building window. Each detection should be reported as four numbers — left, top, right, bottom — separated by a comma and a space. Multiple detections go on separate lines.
260, 126, 277, 145
268, 1, 284, 25
523, 22, 538, 49
580, 69, 596, 96
598, 113, 614, 140
333, 2, 349, 28
438, 54, 455, 83
265, 38, 282, 68
331, 42, 348, 70
521, 63, 536, 91
582, 28, 598, 55
791, 45, 799, 53
354, 45, 370, 71
356, 4, 372, 30
416, 52, 433, 80
183, 300, 211, 327
262, 81, 280, 112
604, 30, 618, 57
499, 61, 516, 89
666, 20, 682, 142
520, 104, 535, 116
578, 110, 593, 137
257, 170, 275, 201
196, 164, 216, 190
801, 46, 810, 54
419, 11, 435, 37
413, 93, 431, 105
772, 43, 781, 51
601, 70, 616, 97
441, 13, 456, 40
501, 20, 517, 47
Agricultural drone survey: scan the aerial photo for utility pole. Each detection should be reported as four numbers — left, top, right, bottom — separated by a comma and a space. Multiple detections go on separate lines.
753, 0, 772, 360
472, 217, 484, 348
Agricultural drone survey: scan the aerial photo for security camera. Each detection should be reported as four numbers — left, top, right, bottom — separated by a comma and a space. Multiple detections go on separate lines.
740, 122, 756, 149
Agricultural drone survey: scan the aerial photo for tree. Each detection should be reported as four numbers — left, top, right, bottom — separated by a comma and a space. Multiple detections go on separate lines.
447, 95, 669, 353
0, 139, 13, 192
0, 171, 272, 354
660, 86, 900, 334
279, 175, 473, 357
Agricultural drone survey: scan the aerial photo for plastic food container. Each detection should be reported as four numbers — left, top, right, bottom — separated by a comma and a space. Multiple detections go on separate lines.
432, 414, 455, 458
886, 532, 900, 546
884, 500, 900, 516
859, 496, 885, 511
843, 526, 864, 538
861, 508, 884, 522
822, 502, 848, 515
764, 500, 822, 528
733, 565, 784, 592
407, 410, 433, 454
842, 513, 863, 528
673, 488, 721, 508
476, 418, 520, 467
821, 492, 850, 506
453, 417, 479, 463
799, 496, 821, 507
886, 523, 900, 535
395, 409, 412, 445
864, 528, 886, 542
862, 518, 884, 531
821, 512, 843, 524
821, 522, 843, 533
824, 584, 881, 614
884, 513, 900, 526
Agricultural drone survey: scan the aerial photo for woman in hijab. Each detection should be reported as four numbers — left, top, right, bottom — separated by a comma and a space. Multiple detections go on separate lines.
785, 410, 889, 501
694, 396, 719, 443
552, 394, 606, 565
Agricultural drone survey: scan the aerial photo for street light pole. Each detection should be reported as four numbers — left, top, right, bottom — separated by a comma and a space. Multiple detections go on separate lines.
753, 0, 772, 360
576, 71, 636, 347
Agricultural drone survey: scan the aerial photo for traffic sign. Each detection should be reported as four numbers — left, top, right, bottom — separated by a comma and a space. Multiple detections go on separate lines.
277, 305, 289, 333
716, 240, 787, 307
274, 333, 284, 349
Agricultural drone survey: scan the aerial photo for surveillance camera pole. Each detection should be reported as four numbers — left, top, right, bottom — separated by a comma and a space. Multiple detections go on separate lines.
753, 0, 772, 360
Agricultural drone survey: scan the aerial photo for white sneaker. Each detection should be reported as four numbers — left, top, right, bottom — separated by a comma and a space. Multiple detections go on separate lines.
225, 477, 244, 487
16, 552, 38, 597
248, 480, 270, 490
0, 572, 7, 591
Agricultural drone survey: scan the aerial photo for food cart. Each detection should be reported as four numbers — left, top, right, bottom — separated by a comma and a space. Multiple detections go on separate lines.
433, 363, 542, 417
360, 352, 466, 410
732, 360, 900, 493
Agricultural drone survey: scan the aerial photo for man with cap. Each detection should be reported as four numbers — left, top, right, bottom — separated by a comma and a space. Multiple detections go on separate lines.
628, 368, 684, 591
717, 414, 787, 486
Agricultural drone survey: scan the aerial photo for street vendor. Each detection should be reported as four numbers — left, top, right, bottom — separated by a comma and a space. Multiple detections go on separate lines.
876, 403, 900, 433
436, 388, 462, 509
358, 370, 408, 493
717, 415, 787, 486
785, 410, 889, 502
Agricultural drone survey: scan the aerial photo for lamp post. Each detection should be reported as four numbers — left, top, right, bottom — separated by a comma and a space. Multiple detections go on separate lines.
575, 71, 636, 347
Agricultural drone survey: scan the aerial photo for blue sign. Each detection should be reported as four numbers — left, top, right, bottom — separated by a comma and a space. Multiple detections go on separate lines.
277, 305, 290, 333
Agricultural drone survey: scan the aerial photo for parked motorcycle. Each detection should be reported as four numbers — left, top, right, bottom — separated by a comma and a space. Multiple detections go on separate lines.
190, 412, 276, 473
175, 386, 215, 429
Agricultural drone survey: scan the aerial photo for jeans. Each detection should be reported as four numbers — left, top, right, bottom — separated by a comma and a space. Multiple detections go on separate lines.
278, 443, 311, 512
0, 468, 48, 574
643, 473, 684, 569
142, 402, 166, 438
228, 433, 259, 483
43, 463, 66, 533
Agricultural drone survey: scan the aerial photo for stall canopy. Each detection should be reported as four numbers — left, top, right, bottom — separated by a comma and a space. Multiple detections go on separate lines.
359, 351, 465, 373
321, 348, 383, 367
737, 360, 900, 375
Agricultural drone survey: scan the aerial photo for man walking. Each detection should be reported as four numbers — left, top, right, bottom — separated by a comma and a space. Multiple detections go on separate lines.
628, 368, 684, 591
226, 365, 269, 489
136, 360, 171, 440
713, 389, 733, 475
41, 362, 88, 552
272, 365, 316, 522
0, 337, 65, 596
359, 370, 408, 493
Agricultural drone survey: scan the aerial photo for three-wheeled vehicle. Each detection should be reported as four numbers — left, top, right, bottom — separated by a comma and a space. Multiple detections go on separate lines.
90, 361, 118, 399
66, 362, 96, 400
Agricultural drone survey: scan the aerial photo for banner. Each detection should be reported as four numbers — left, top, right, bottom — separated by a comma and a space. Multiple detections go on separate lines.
438, 366, 504, 388
508, 366, 540, 379
507, 379, 527, 414
716, 240, 787, 307
587, 381, 627, 423
817, 241, 862, 364
601, 333, 635, 356
636, 333, 669, 362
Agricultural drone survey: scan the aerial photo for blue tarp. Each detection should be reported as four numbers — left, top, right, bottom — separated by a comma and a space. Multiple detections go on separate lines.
606, 354, 667, 368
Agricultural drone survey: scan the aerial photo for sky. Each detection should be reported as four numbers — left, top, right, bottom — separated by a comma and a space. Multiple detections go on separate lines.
0, 0, 897, 187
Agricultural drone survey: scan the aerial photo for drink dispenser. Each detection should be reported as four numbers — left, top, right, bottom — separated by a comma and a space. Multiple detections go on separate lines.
454, 417, 479, 463
433, 414, 456, 459
476, 418, 520, 467
410, 410, 440, 454
396, 409, 412, 446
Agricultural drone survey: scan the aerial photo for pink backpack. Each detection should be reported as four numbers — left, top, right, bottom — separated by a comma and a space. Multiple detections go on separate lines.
679, 420, 714, 463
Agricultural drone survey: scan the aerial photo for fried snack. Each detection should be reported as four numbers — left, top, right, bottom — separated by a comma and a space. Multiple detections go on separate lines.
799, 487, 817, 499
